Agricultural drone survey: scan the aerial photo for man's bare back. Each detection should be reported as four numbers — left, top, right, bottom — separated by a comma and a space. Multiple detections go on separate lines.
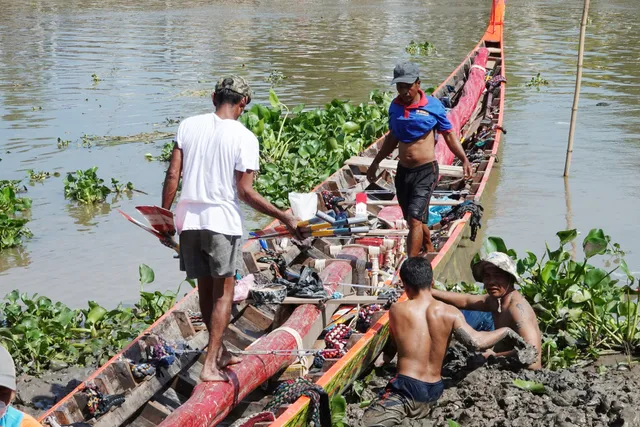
363, 257, 527, 427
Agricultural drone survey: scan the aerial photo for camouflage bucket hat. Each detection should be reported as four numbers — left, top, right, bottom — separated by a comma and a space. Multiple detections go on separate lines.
472, 251, 520, 283
215, 75, 253, 101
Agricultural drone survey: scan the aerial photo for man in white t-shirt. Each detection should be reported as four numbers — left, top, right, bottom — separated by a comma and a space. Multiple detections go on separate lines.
161, 75, 300, 382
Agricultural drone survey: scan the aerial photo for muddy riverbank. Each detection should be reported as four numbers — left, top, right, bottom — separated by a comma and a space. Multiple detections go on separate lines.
346, 351, 640, 427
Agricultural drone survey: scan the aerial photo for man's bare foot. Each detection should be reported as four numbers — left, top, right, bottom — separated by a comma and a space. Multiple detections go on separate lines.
218, 348, 243, 368
200, 366, 229, 382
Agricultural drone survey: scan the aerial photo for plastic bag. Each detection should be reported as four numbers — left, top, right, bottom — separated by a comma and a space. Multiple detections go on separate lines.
289, 192, 318, 221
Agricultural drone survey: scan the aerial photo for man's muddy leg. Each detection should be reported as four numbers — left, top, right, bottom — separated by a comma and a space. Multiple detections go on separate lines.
199, 276, 235, 382
362, 393, 407, 427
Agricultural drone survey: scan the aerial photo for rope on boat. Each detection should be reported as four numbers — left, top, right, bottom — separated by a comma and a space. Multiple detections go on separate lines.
264, 378, 332, 427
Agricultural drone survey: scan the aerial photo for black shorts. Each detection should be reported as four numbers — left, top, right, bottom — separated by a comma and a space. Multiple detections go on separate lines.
395, 161, 439, 224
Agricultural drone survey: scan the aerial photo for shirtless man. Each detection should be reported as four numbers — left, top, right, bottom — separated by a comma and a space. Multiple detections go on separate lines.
366, 62, 472, 256
362, 257, 527, 427
431, 252, 542, 369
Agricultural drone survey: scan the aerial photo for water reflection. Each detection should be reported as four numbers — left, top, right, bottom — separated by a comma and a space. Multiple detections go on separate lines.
0, 0, 639, 306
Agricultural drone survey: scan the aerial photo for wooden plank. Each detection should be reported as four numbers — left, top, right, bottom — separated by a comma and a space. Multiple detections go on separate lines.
139, 401, 172, 425
91, 330, 208, 427
172, 311, 196, 338
243, 251, 260, 274
223, 323, 255, 349
109, 361, 137, 392
242, 305, 275, 331
344, 157, 463, 178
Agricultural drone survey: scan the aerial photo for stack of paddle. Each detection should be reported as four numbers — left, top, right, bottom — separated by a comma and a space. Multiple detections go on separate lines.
249, 210, 369, 240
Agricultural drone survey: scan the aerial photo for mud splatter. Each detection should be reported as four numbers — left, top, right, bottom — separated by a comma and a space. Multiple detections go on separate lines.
346, 347, 640, 427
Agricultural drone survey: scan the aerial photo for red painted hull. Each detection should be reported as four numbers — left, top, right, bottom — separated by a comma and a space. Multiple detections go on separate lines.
159, 247, 367, 427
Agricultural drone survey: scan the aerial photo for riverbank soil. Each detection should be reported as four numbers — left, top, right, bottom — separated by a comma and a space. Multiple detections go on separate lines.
14, 366, 94, 417
346, 349, 640, 427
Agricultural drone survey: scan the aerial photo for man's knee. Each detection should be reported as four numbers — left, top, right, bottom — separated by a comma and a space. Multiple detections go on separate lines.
361, 397, 405, 427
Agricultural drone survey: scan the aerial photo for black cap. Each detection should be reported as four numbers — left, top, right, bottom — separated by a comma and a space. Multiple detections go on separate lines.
391, 61, 420, 85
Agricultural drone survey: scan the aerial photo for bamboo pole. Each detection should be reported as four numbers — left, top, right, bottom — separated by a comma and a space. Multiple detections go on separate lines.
563, 0, 591, 177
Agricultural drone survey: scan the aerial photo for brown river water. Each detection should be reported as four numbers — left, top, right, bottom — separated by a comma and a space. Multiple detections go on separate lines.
0, 0, 638, 308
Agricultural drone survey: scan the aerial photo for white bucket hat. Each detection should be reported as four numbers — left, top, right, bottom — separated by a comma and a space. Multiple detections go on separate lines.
0, 345, 16, 391
472, 251, 520, 283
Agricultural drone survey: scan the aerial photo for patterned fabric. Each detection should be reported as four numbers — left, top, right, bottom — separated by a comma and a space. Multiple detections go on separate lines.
264, 378, 331, 427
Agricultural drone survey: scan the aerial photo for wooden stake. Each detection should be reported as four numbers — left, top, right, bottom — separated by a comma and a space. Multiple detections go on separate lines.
563, 0, 590, 177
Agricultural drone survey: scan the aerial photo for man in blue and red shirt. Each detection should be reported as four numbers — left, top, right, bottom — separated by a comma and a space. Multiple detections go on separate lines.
367, 62, 472, 256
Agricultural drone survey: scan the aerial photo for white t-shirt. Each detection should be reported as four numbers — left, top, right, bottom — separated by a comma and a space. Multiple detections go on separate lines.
174, 113, 259, 236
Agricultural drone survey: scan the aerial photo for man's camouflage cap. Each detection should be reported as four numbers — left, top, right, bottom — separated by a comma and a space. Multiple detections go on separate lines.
215, 75, 253, 100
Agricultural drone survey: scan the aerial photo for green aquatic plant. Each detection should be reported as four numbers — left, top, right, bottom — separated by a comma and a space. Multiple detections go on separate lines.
330, 395, 350, 427
265, 70, 287, 87
0, 265, 195, 375
110, 178, 134, 194
27, 169, 50, 182
64, 167, 112, 204
92, 73, 100, 84
0, 180, 32, 250
405, 40, 437, 56
512, 379, 546, 395
64, 168, 136, 204
526, 73, 549, 89
158, 141, 175, 162
57, 137, 70, 149
467, 229, 638, 370
239, 89, 391, 207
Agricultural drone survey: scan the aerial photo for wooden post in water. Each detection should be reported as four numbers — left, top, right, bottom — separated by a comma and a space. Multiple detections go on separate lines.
563, 0, 591, 177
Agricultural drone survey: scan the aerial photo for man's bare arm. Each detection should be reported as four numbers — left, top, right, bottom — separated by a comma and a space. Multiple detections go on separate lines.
431, 288, 490, 311
508, 302, 542, 368
161, 143, 182, 211
366, 132, 399, 183
235, 170, 301, 238
451, 310, 525, 351
442, 132, 472, 178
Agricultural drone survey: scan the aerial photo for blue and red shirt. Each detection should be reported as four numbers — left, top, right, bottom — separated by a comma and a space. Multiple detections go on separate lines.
388, 90, 452, 143
0, 406, 42, 427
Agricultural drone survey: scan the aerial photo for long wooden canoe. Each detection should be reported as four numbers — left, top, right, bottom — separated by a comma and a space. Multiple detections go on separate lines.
272, 1, 507, 425
39, 0, 506, 425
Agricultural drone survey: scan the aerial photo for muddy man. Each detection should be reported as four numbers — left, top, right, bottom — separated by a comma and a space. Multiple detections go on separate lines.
431, 251, 542, 369
362, 257, 529, 427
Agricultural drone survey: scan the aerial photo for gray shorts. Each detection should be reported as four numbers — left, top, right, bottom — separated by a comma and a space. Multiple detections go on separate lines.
179, 230, 241, 279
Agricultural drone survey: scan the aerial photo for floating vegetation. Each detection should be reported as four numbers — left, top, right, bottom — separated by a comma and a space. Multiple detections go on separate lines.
177, 88, 211, 97
526, 73, 550, 89
63, 167, 135, 204
239, 89, 391, 207
91, 73, 100, 84
157, 141, 175, 162
0, 265, 194, 375
0, 180, 32, 250
57, 137, 71, 149
31, 106, 43, 111
457, 229, 639, 370
405, 40, 437, 56
164, 117, 181, 126
27, 170, 50, 182
58, 132, 174, 150
264, 70, 287, 87
110, 178, 134, 194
